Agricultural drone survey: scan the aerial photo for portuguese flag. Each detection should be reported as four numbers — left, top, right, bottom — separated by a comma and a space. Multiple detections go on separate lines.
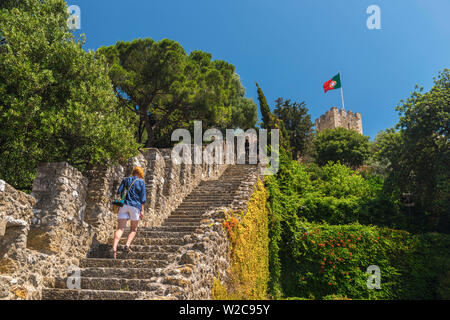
323, 73, 342, 93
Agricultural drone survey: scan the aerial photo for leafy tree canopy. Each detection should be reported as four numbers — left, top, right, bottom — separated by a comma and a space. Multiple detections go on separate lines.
97, 40, 257, 147
375, 69, 450, 232
0, 0, 138, 190
314, 128, 370, 168
274, 98, 314, 160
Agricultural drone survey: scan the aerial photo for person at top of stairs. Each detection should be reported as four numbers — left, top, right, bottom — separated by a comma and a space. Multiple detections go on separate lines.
112, 167, 147, 260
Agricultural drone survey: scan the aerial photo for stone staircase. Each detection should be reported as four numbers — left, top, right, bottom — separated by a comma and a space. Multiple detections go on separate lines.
41, 164, 259, 300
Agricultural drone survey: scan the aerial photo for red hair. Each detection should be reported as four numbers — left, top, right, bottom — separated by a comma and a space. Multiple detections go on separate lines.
132, 167, 145, 179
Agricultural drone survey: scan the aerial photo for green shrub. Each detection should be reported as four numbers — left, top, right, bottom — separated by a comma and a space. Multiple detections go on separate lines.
274, 219, 450, 300
266, 151, 450, 299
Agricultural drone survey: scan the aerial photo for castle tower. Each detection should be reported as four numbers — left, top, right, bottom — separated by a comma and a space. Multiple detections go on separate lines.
315, 107, 363, 135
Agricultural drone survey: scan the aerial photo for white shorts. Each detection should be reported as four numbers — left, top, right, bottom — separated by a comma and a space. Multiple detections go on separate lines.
118, 205, 140, 221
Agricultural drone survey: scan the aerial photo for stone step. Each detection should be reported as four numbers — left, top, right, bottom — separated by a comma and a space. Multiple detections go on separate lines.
117, 244, 180, 253
142, 226, 198, 232
113, 251, 171, 260
42, 288, 143, 300
172, 208, 208, 212
53, 277, 160, 292
185, 194, 237, 197
188, 195, 234, 198
78, 267, 159, 279
181, 200, 234, 204
194, 186, 240, 190
193, 190, 239, 193
184, 194, 236, 197
43, 285, 185, 300
175, 207, 230, 212
180, 204, 230, 209
169, 212, 205, 217
127, 231, 192, 238
166, 216, 205, 222
193, 189, 239, 193
163, 219, 204, 224
80, 258, 168, 269
199, 181, 242, 185
163, 221, 201, 227
175, 205, 224, 209
119, 238, 186, 246
90, 244, 180, 259
192, 189, 238, 192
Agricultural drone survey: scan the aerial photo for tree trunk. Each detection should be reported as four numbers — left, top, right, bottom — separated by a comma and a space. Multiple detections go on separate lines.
137, 114, 144, 144
143, 107, 154, 148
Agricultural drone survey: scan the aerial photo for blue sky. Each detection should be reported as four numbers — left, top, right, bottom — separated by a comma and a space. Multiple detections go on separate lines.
68, 0, 450, 139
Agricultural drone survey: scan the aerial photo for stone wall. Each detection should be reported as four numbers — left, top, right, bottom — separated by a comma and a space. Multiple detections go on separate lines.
315, 107, 363, 135
148, 165, 264, 300
0, 145, 229, 299
0, 163, 96, 300
0, 178, 83, 300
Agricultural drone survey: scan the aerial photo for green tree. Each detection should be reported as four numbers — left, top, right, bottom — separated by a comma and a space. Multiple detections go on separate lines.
255, 83, 291, 154
376, 70, 450, 233
274, 98, 314, 160
97, 40, 257, 147
0, 0, 138, 190
314, 128, 370, 168
256, 82, 274, 129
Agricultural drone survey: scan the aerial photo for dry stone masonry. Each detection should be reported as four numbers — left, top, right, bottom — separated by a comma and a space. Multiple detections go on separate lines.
0, 145, 262, 300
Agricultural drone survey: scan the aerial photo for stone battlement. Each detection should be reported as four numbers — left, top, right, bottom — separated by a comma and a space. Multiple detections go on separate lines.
315, 107, 363, 135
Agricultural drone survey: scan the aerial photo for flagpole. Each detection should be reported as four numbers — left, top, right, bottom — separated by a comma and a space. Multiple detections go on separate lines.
339, 71, 345, 111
